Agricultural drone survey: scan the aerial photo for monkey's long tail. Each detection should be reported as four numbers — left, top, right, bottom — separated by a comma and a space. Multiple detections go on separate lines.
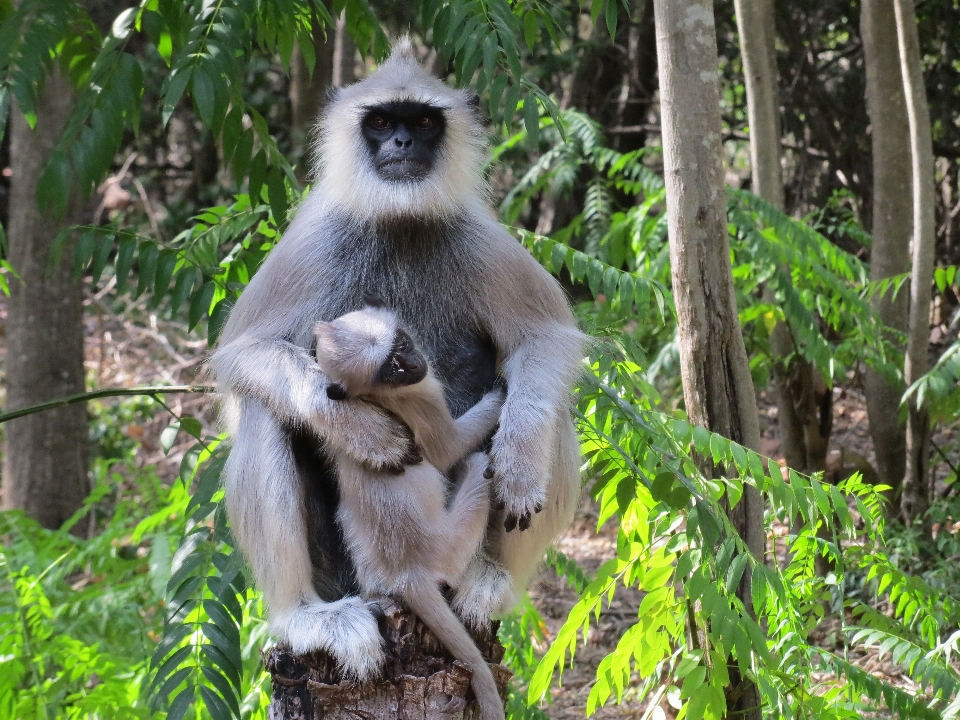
403, 582, 505, 720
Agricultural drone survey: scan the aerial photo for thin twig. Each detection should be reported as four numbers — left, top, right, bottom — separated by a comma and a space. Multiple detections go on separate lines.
0, 385, 215, 424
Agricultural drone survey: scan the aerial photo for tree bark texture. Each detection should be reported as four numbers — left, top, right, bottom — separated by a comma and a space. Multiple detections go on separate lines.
894, 0, 935, 523
862, 0, 912, 497
653, 2, 763, 718
266, 601, 510, 720
2, 69, 89, 529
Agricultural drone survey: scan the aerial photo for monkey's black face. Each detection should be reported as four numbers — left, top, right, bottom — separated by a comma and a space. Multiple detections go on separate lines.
361, 101, 446, 183
377, 329, 428, 386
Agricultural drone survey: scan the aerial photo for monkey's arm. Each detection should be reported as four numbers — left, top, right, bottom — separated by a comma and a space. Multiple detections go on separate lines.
490, 324, 584, 529
212, 335, 420, 470
479, 232, 586, 531
433, 389, 505, 473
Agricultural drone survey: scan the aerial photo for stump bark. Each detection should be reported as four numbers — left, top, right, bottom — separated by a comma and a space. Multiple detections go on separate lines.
265, 600, 511, 720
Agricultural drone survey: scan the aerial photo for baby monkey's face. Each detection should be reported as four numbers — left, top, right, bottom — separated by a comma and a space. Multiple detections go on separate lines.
314, 307, 428, 394
376, 328, 427, 387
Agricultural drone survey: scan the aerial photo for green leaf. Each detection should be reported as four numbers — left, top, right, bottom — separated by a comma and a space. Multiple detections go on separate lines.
523, 10, 538, 48
231, 128, 254, 185
189, 281, 216, 329
74, 228, 98, 279
115, 235, 137, 291
651, 472, 674, 502
193, 67, 215, 129
524, 94, 539, 147
199, 685, 234, 720
161, 422, 180, 455
136, 243, 160, 298
170, 267, 197, 315
266, 167, 288, 226
605, 0, 618, 40
162, 67, 193, 127
154, 249, 179, 299
488, 73, 509, 124
248, 150, 267, 204
503, 82, 521, 126
726, 553, 749, 593
166, 687, 195, 720
90, 231, 114, 286
208, 299, 232, 343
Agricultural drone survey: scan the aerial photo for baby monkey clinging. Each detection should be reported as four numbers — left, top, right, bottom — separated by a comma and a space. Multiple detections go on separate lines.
314, 299, 506, 720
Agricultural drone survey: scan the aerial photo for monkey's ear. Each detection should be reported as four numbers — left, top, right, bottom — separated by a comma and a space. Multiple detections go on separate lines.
362, 291, 386, 308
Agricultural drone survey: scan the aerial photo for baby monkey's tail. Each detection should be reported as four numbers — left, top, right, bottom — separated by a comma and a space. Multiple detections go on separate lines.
403, 582, 505, 720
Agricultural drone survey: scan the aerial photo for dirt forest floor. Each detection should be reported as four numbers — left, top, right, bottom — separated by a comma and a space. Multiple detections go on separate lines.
2, 291, 958, 717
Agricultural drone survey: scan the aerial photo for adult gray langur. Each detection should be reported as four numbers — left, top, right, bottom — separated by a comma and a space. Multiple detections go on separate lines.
211, 39, 585, 681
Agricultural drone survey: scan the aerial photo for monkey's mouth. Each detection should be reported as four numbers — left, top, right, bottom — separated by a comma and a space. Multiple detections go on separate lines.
376, 159, 430, 182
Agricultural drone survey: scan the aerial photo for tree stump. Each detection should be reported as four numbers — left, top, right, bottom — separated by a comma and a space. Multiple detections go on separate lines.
264, 600, 512, 720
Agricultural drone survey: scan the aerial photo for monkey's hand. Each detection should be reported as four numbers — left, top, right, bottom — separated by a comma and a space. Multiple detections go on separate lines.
489, 433, 546, 532
313, 395, 422, 472
275, 596, 385, 681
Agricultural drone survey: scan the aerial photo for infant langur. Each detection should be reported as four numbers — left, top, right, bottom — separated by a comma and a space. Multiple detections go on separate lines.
314, 303, 506, 720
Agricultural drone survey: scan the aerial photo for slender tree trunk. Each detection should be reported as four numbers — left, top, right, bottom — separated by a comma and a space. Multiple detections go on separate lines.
290, 9, 336, 181
333, 11, 357, 87
614, 0, 656, 155
894, 0, 935, 524
653, 2, 763, 718
736, 0, 832, 479
862, 0, 911, 498
2, 70, 89, 529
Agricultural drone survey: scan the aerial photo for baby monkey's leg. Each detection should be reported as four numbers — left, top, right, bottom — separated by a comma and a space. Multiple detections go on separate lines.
440, 452, 493, 577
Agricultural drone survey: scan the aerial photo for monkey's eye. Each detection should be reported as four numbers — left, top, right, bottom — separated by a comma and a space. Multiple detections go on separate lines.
416, 116, 434, 130
367, 115, 390, 130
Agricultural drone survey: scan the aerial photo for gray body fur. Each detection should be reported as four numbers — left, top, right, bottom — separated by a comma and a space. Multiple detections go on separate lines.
211, 42, 584, 682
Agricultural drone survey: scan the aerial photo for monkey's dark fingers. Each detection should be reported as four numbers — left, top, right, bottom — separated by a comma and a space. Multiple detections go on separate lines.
483, 464, 495, 480
535, 503, 543, 514
504, 510, 534, 532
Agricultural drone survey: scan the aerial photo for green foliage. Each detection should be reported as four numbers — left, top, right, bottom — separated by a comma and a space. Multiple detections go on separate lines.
145, 431, 271, 720
0, 459, 172, 718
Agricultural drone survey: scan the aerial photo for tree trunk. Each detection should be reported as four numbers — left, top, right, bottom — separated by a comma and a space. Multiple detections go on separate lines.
735, 0, 832, 480
267, 601, 510, 720
653, 2, 763, 718
290, 9, 336, 181
333, 11, 357, 88
862, 0, 912, 499
614, 0, 656, 155
2, 69, 89, 529
894, 0, 935, 524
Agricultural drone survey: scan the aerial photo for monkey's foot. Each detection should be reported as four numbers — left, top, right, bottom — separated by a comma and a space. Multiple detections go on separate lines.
452, 557, 515, 629
274, 596, 385, 682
